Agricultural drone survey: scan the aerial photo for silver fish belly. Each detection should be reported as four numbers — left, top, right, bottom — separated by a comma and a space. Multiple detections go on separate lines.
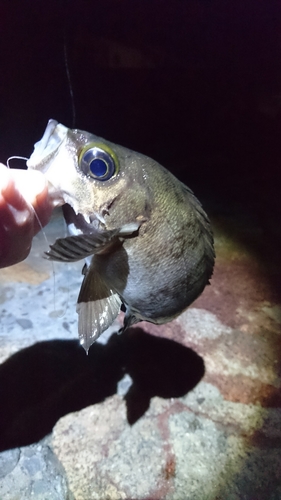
27, 119, 215, 352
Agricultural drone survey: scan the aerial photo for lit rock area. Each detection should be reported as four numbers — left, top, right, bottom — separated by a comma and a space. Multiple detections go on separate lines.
0, 207, 280, 499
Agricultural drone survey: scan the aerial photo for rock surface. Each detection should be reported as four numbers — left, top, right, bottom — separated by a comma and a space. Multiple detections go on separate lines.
0, 436, 71, 500
0, 208, 281, 499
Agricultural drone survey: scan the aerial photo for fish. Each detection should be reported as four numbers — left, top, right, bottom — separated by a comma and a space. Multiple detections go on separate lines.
27, 119, 215, 352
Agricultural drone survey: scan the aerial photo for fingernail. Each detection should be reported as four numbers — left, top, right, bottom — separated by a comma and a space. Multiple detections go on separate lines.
7, 202, 30, 226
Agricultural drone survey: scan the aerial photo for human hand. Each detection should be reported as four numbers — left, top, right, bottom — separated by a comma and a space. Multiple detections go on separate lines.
0, 163, 54, 268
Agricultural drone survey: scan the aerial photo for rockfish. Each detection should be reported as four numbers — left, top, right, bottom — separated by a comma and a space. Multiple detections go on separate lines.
27, 119, 215, 352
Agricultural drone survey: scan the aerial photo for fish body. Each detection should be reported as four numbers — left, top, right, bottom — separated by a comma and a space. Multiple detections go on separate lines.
27, 120, 215, 351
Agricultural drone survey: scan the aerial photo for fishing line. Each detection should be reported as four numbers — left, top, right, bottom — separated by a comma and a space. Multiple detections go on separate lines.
63, 31, 76, 128
6, 156, 28, 168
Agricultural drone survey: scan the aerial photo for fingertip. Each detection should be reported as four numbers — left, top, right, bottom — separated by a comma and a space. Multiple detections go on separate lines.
12, 169, 47, 204
26, 170, 47, 194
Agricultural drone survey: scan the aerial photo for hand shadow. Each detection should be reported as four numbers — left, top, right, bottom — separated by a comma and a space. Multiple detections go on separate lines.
0, 327, 204, 451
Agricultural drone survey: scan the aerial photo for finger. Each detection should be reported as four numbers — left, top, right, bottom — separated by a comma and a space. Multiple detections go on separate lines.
10, 169, 53, 232
0, 166, 50, 267
0, 189, 33, 268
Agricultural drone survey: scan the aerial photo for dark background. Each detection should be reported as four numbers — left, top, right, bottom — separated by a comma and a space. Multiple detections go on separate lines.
0, 0, 281, 225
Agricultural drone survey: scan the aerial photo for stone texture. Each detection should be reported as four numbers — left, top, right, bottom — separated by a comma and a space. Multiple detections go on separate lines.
0, 436, 71, 500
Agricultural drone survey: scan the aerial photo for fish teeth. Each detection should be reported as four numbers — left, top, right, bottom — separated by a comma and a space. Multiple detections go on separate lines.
94, 212, 106, 225
83, 214, 91, 224
81, 212, 105, 225
68, 223, 82, 236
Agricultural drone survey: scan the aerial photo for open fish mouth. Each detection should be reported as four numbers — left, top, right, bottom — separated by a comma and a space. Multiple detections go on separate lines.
62, 204, 102, 234
27, 119, 68, 171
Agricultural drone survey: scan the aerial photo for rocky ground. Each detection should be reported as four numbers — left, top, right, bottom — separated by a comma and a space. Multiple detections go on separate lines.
0, 204, 280, 500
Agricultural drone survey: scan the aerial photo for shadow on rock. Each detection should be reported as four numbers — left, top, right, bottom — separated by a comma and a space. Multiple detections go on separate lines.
108, 328, 205, 424
0, 327, 204, 451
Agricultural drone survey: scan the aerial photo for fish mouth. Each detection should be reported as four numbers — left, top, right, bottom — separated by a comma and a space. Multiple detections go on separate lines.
27, 119, 68, 170
62, 204, 102, 234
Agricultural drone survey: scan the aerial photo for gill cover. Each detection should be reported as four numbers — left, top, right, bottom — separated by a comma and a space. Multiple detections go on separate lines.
79, 142, 119, 181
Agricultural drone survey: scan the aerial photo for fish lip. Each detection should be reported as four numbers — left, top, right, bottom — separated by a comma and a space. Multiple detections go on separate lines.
27, 119, 68, 170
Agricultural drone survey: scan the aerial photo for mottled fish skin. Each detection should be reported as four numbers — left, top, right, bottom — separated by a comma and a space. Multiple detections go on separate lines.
27, 119, 215, 351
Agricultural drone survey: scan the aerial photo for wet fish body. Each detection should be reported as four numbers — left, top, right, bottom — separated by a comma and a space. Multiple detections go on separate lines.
27, 120, 215, 351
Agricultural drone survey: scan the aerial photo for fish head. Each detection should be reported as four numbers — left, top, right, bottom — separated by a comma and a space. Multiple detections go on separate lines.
27, 119, 150, 229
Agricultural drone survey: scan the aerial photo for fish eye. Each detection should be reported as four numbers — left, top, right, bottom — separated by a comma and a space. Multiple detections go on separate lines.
78, 143, 118, 181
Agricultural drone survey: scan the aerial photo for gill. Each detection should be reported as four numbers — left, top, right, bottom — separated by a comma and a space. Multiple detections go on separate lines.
6, 157, 68, 318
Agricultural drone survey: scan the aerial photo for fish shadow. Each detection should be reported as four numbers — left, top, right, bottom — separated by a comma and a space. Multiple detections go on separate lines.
0, 328, 204, 451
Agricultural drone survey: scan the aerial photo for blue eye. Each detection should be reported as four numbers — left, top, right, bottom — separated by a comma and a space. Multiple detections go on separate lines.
89, 158, 107, 177
79, 143, 118, 181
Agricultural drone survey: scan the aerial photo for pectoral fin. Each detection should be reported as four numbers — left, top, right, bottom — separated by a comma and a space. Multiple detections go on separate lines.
45, 222, 140, 262
76, 262, 122, 352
